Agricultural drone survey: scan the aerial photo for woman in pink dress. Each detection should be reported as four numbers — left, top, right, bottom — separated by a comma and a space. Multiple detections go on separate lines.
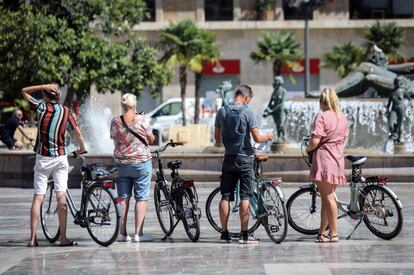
306, 88, 349, 243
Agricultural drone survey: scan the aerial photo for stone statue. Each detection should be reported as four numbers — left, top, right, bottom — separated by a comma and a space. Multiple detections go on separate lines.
324, 45, 414, 148
333, 45, 414, 98
386, 76, 411, 144
263, 76, 286, 142
215, 80, 233, 106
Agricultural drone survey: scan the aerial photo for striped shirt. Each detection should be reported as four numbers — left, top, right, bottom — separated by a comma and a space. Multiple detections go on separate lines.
29, 97, 78, 156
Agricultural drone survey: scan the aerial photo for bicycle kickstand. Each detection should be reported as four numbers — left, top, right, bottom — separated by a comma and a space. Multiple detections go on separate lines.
161, 220, 180, 241
346, 217, 363, 240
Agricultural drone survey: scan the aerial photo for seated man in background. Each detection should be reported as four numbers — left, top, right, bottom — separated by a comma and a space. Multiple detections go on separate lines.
0, 109, 33, 149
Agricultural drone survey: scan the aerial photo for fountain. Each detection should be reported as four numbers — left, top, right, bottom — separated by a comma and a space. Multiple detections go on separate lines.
260, 99, 414, 153
78, 97, 115, 155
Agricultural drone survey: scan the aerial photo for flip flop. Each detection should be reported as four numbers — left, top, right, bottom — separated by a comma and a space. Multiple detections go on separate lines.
58, 240, 77, 247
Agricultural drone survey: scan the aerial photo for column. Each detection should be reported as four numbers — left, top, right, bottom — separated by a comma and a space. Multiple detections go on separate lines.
275, 0, 284, 20
155, 0, 163, 22
196, 0, 205, 21
233, 0, 241, 21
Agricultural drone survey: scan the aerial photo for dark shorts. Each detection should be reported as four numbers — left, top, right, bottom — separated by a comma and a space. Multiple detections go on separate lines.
0, 135, 16, 149
220, 155, 254, 201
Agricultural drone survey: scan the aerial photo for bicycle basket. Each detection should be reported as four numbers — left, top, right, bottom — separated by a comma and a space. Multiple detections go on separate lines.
82, 163, 119, 181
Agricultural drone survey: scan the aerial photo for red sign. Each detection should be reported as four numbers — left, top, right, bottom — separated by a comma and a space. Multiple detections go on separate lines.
202, 60, 240, 75
281, 59, 320, 75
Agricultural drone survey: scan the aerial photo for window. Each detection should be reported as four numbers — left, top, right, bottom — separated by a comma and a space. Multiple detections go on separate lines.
153, 102, 181, 118
283, 2, 314, 20
143, 0, 156, 22
350, 0, 414, 19
205, 0, 233, 21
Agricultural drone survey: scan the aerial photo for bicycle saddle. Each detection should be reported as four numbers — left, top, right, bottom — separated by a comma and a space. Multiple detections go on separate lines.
254, 155, 268, 162
346, 155, 367, 165
167, 160, 182, 170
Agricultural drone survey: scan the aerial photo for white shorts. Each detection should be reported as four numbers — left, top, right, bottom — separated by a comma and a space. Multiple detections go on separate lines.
34, 154, 69, 195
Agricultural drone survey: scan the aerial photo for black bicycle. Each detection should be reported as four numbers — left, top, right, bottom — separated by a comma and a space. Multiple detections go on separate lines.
40, 152, 121, 246
153, 140, 201, 242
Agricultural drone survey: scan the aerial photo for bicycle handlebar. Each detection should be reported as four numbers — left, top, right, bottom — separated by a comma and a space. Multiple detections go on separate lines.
151, 139, 184, 156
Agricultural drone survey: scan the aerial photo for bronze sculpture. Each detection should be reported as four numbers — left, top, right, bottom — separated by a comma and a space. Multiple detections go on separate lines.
330, 45, 414, 145
215, 80, 233, 106
263, 76, 286, 142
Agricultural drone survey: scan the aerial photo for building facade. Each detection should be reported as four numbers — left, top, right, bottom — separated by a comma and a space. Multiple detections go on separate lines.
131, 0, 414, 112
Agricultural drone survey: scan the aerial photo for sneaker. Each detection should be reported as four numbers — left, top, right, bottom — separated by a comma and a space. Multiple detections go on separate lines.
220, 231, 232, 243
134, 234, 153, 243
117, 234, 131, 242
238, 234, 260, 244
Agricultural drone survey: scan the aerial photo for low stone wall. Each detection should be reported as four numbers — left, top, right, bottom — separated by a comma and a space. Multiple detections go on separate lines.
0, 152, 413, 188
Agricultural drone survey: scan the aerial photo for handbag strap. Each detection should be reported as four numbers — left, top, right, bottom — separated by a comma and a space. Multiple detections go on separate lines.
120, 115, 148, 147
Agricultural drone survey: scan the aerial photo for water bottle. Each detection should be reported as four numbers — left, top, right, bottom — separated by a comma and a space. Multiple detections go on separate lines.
349, 181, 359, 212
250, 186, 258, 217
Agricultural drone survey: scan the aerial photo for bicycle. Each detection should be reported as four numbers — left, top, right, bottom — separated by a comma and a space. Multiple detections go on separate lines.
286, 136, 403, 240
152, 140, 201, 242
205, 155, 288, 244
40, 152, 122, 246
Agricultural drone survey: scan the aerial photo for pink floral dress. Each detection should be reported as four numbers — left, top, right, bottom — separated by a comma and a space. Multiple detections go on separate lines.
309, 110, 349, 185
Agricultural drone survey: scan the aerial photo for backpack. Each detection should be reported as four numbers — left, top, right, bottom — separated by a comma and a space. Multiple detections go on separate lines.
221, 104, 248, 154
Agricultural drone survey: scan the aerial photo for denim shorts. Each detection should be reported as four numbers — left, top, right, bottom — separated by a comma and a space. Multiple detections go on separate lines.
220, 154, 254, 201
116, 160, 152, 201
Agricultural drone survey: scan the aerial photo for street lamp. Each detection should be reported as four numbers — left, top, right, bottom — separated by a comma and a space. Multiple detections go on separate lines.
285, 0, 325, 97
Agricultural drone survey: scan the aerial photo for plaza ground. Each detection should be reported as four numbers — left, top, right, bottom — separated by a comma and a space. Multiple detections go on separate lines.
0, 183, 413, 274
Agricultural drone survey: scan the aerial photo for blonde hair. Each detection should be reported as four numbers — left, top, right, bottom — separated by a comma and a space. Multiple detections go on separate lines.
320, 88, 340, 113
121, 93, 136, 109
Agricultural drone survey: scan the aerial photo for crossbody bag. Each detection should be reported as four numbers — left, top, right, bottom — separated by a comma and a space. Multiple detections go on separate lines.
120, 115, 148, 147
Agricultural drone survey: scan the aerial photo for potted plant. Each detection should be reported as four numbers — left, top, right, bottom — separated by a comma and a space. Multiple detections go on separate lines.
256, 0, 272, 20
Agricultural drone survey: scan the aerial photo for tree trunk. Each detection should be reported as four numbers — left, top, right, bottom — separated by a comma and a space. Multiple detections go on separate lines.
273, 59, 282, 78
179, 65, 187, 126
194, 72, 202, 124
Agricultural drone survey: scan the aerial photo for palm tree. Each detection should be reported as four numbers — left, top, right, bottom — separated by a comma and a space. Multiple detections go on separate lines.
365, 21, 406, 62
322, 42, 363, 78
250, 31, 301, 78
159, 20, 218, 126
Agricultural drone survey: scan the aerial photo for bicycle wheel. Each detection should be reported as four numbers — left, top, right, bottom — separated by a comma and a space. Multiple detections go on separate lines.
205, 187, 260, 238
360, 185, 403, 240
181, 189, 200, 242
286, 186, 321, 235
154, 182, 174, 235
261, 183, 288, 244
40, 181, 60, 243
85, 186, 120, 246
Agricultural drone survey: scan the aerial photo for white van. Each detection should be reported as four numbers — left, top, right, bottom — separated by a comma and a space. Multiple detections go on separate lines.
145, 96, 222, 145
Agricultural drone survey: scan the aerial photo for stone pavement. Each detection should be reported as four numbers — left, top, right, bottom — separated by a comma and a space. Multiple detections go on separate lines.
0, 183, 413, 274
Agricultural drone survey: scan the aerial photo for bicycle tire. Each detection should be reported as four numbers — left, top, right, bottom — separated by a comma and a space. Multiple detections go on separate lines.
360, 184, 403, 240
40, 181, 60, 243
85, 186, 120, 246
181, 189, 200, 242
286, 186, 321, 235
205, 187, 260, 238
154, 182, 174, 235
261, 182, 288, 244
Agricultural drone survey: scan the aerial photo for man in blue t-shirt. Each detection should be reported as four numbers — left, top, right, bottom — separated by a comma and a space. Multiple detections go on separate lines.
214, 84, 273, 244
0, 110, 33, 149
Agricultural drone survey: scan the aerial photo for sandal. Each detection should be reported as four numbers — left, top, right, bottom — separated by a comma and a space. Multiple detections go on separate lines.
27, 240, 38, 247
315, 233, 330, 243
329, 234, 339, 243
58, 240, 77, 247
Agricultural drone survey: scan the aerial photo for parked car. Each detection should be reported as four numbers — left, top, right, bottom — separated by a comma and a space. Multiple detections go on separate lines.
145, 97, 222, 145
